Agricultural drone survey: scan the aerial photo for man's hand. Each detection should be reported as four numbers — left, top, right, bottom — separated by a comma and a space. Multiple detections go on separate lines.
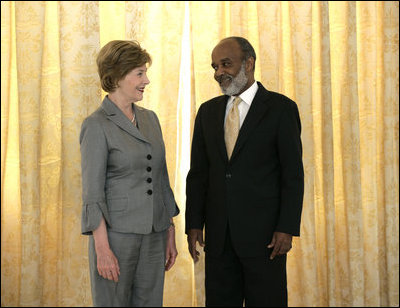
187, 229, 205, 263
267, 231, 293, 260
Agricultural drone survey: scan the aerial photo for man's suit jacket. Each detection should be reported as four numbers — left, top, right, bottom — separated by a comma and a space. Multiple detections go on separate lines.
186, 82, 304, 258
80, 96, 179, 235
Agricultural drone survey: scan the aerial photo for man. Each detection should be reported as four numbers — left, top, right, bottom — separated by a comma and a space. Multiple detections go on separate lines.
185, 37, 304, 307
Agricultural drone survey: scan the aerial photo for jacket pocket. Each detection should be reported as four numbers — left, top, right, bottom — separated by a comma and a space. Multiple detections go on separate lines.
107, 197, 128, 212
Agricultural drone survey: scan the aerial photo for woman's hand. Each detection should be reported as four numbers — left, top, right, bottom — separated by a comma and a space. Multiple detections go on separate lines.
96, 247, 120, 282
93, 218, 120, 282
165, 223, 178, 271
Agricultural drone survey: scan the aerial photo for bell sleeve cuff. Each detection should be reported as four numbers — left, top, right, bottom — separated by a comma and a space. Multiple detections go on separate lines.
81, 201, 111, 235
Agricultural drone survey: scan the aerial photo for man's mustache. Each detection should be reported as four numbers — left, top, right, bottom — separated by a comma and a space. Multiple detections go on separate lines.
216, 74, 233, 84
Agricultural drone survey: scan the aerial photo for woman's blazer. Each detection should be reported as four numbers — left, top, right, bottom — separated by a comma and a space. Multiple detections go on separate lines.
80, 96, 179, 235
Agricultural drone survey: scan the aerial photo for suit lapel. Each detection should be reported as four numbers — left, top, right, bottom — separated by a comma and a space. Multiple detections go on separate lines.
102, 97, 150, 144
230, 83, 271, 162
215, 96, 230, 163
133, 105, 152, 143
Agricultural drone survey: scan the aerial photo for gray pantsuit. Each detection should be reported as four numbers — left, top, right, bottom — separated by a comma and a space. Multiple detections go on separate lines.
80, 96, 179, 307
89, 231, 167, 307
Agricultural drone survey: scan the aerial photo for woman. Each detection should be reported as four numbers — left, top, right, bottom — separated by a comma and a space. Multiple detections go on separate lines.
80, 40, 179, 307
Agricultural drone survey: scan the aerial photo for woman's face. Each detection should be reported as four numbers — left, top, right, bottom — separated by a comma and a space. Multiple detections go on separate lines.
116, 64, 150, 102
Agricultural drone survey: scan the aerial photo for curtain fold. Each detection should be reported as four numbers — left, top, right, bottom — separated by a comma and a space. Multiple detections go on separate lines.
1, 1, 398, 307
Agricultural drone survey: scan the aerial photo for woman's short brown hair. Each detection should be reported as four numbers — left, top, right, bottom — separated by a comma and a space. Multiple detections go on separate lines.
96, 40, 152, 93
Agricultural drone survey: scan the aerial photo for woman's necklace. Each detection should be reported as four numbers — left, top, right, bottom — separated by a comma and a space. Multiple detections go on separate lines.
130, 112, 137, 127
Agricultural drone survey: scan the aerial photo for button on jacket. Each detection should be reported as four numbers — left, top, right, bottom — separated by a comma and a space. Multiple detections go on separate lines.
80, 96, 179, 235
186, 82, 303, 258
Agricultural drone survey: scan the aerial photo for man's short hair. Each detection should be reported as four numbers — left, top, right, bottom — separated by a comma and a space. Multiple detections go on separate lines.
221, 36, 256, 70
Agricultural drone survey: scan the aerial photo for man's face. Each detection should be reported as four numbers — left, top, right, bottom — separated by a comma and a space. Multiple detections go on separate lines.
211, 39, 252, 96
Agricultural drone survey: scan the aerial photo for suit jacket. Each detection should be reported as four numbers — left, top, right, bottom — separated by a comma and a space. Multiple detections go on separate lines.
80, 96, 179, 235
186, 82, 304, 258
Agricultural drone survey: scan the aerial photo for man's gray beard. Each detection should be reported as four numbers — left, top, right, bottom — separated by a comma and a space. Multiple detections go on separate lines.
220, 62, 248, 96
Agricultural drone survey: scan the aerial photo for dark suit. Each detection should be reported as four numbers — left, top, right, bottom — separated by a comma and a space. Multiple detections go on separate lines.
186, 82, 304, 306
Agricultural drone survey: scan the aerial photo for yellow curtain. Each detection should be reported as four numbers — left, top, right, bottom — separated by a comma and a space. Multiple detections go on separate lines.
1, 1, 398, 307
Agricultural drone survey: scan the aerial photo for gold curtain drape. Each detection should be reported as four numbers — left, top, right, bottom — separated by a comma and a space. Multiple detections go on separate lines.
1, 1, 398, 307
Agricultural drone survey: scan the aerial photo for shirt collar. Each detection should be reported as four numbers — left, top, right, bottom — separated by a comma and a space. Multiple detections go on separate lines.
229, 81, 258, 106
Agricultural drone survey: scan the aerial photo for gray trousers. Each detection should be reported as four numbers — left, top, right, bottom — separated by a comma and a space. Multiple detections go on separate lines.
89, 230, 167, 307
